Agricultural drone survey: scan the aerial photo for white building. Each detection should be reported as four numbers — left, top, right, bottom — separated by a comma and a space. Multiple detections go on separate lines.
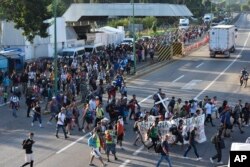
0, 17, 84, 60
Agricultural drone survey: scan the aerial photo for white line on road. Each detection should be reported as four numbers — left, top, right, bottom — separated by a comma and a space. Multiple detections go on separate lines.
56, 132, 90, 154
0, 101, 10, 107
132, 145, 144, 156
194, 32, 250, 99
119, 159, 131, 167
172, 75, 184, 83
138, 95, 153, 105
120, 32, 250, 167
196, 62, 204, 68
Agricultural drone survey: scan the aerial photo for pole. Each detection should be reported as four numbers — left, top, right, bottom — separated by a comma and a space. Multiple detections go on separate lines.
132, 0, 136, 74
53, 0, 58, 95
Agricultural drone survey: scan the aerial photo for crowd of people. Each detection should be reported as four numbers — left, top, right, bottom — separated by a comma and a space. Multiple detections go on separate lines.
1, 29, 248, 167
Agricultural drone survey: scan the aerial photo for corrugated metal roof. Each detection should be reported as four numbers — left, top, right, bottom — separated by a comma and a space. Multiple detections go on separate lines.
63, 3, 193, 22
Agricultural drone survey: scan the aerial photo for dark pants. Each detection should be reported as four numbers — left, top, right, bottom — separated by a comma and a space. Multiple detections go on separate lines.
129, 109, 135, 120
56, 124, 67, 138
212, 147, 222, 162
205, 114, 214, 126
184, 141, 199, 158
32, 114, 42, 124
27, 106, 32, 117
148, 137, 159, 151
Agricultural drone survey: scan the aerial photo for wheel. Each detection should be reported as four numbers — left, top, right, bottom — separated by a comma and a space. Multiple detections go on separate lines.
230, 46, 235, 53
225, 51, 230, 58
210, 52, 215, 58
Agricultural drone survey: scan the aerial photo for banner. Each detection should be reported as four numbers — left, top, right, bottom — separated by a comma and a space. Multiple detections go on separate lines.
138, 114, 207, 144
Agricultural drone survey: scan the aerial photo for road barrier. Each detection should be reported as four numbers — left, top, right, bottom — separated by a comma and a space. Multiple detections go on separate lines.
156, 42, 183, 61
183, 35, 209, 56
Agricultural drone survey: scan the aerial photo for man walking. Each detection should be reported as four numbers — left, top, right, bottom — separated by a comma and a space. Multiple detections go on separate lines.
55, 107, 68, 139
156, 134, 172, 167
21, 132, 35, 167
210, 128, 224, 165
9, 93, 20, 118
183, 127, 202, 161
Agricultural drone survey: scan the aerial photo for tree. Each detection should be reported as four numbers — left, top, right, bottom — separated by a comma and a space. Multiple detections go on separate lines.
0, 0, 52, 42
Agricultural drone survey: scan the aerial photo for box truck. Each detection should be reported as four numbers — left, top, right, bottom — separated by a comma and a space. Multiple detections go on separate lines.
209, 25, 236, 58
179, 18, 189, 30
203, 13, 214, 24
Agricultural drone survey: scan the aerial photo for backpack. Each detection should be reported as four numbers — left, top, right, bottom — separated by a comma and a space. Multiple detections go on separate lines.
155, 142, 163, 153
184, 131, 190, 141
105, 131, 113, 142
87, 136, 95, 147
22, 139, 27, 149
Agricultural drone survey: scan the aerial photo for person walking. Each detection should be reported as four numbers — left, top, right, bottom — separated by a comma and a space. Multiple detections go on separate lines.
88, 129, 106, 167
183, 127, 202, 161
31, 101, 43, 128
116, 116, 125, 150
105, 125, 118, 162
9, 93, 20, 118
205, 99, 215, 127
210, 128, 224, 165
156, 134, 173, 167
55, 107, 68, 139
21, 132, 35, 167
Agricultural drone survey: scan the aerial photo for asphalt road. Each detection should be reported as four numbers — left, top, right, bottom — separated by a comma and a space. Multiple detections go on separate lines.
1, 13, 250, 167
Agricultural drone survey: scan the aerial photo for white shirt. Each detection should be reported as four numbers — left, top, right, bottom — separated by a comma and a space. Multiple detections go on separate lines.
89, 99, 96, 112
205, 103, 212, 114
57, 112, 66, 125
190, 101, 198, 114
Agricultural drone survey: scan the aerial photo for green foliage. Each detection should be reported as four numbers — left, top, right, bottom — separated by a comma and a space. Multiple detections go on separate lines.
0, 0, 52, 42
108, 18, 130, 27
142, 16, 157, 29
151, 21, 157, 33
241, 4, 250, 11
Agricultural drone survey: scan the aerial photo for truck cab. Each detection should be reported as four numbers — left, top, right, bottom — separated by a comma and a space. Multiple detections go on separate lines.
179, 19, 189, 30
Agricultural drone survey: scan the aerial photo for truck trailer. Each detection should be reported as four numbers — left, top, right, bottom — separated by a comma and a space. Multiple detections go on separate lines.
209, 25, 236, 58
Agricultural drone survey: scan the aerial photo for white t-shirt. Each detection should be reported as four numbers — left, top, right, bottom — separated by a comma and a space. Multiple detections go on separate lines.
89, 99, 96, 112
205, 103, 212, 115
57, 112, 66, 125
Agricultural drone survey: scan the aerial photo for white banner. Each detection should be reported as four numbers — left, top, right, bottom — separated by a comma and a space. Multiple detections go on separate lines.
138, 114, 207, 144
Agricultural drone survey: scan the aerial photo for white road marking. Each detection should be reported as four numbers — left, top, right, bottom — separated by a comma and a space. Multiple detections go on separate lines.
119, 159, 131, 167
56, 132, 90, 154
138, 95, 153, 105
172, 75, 184, 83
0, 101, 10, 107
121, 32, 250, 167
181, 80, 202, 90
132, 145, 144, 156
196, 62, 204, 68
195, 32, 250, 99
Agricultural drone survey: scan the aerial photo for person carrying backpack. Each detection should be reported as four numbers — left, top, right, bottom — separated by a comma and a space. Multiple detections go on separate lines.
21, 132, 35, 167
210, 128, 224, 165
156, 134, 173, 167
105, 125, 118, 162
88, 129, 106, 167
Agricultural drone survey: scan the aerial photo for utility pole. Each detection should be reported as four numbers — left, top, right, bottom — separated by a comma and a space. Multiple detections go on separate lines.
132, 0, 136, 74
53, 0, 58, 95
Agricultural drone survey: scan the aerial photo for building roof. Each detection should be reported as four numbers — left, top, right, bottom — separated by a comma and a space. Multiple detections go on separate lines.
63, 3, 193, 22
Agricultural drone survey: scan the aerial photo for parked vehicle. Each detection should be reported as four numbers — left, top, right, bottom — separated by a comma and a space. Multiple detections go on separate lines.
209, 25, 236, 58
84, 43, 105, 55
58, 46, 85, 59
121, 38, 134, 45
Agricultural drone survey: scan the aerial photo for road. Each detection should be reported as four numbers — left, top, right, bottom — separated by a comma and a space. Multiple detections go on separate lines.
1, 13, 250, 167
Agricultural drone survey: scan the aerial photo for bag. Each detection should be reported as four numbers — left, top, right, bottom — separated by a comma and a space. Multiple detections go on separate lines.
211, 135, 216, 144
155, 142, 163, 153
88, 136, 95, 147
220, 139, 225, 149
22, 139, 27, 149
184, 131, 190, 141
55, 114, 59, 121
105, 131, 112, 142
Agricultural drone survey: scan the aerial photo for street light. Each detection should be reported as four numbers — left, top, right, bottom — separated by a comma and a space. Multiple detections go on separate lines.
53, 0, 58, 95
132, 0, 136, 74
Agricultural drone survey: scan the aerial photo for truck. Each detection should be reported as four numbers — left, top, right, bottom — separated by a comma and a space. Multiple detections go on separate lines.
209, 25, 236, 58
179, 18, 189, 30
203, 13, 214, 24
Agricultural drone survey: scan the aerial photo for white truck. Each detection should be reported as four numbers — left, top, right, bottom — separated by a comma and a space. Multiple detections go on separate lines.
203, 13, 214, 24
179, 18, 189, 30
209, 25, 236, 58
